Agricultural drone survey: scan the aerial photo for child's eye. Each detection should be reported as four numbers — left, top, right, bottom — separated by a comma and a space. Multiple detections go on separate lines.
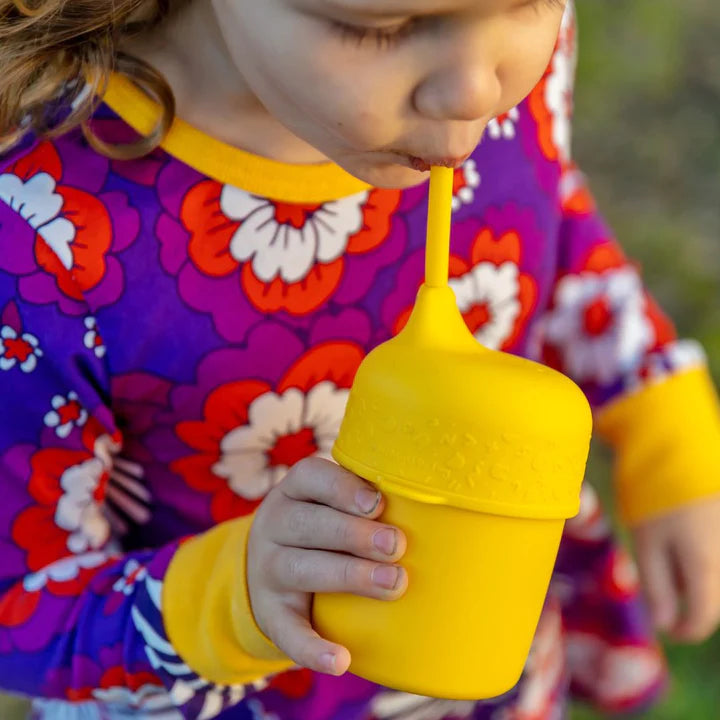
330, 18, 419, 50
519, 0, 567, 12
329, 0, 564, 50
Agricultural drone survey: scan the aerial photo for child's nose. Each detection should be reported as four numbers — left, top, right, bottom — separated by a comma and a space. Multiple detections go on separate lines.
413, 63, 502, 123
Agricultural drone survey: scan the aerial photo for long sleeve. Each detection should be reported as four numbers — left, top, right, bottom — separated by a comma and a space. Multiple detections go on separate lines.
526, 3, 720, 526
533, 167, 720, 525
0, 153, 292, 719
527, 141, 720, 533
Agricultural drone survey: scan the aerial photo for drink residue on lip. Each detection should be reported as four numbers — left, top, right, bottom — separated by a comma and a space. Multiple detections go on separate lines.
409, 156, 433, 172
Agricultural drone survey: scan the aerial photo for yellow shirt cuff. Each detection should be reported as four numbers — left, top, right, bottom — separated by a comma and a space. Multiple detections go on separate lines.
163, 515, 293, 685
596, 366, 720, 526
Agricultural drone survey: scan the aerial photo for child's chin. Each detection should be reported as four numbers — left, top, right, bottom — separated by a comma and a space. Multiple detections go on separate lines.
347, 161, 430, 190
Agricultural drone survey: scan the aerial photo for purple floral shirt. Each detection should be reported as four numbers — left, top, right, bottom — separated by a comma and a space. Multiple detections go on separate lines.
0, 5, 686, 720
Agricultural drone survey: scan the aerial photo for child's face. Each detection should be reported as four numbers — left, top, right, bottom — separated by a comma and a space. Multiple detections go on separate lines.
212, 0, 566, 187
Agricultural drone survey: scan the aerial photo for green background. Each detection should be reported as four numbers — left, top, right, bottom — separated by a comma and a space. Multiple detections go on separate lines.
1, 1, 718, 717
572, 0, 720, 717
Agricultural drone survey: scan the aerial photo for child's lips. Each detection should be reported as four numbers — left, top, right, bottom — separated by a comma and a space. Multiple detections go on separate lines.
403, 154, 471, 172
375, 149, 473, 172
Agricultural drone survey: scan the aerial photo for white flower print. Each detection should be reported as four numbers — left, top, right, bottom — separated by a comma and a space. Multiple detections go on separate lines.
83, 316, 107, 359
248, 699, 281, 720
23, 552, 110, 593
541, 268, 655, 385
0, 171, 77, 270
664, 339, 706, 370
565, 633, 664, 708
44, 391, 89, 438
93, 683, 178, 716
487, 107, 520, 141
543, 2, 577, 163
563, 485, 610, 542
370, 692, 475, 720
0, 324, 43, 372
626, 339, 707, 392
512, 604, 565, 719
451, 159, 481, 212
113, 558, 149, 595
212, 381, 349, 500
219, 187, 368, 283
55, 456, 112, 554
450, 262, 521, 349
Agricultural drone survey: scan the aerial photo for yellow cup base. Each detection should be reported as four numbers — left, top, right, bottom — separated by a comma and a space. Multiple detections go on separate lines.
312, 489, 565, 700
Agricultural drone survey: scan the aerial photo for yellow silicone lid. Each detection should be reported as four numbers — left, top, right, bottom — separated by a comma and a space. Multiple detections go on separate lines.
332, 168, 592, 519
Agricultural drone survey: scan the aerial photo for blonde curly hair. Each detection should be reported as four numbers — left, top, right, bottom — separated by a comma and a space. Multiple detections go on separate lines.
0, 0, 178, 158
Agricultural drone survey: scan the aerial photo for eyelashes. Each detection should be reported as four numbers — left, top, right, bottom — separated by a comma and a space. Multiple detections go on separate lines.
329, 18, 419, 50
330, 0, 567, 50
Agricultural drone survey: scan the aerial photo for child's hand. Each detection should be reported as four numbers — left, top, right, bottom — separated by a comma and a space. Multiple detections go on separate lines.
632, 495, 720, 643
247, 457, 408, 676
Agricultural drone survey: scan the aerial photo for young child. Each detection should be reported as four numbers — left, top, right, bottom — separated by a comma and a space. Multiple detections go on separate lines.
1, 1, 720, 719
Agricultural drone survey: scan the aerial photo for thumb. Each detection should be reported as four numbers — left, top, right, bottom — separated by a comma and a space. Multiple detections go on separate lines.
266, 599, 352, 676
635, 532, 679, 633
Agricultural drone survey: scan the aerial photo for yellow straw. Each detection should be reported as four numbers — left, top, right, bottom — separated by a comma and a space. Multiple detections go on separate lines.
425, 166, 454, 288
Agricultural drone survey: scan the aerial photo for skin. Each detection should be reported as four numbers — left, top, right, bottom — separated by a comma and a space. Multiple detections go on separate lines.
127, 0, 720, 675
128, 0, 566, 186
633, 498, 720, 644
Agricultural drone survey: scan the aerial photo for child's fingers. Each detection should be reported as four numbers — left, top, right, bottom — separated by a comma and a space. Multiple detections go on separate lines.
265, 602, 351, 676
274, 501, 406, 562
635, 535, 678, 633
282, 457, 385, 519
269, 546, 408, 599
672, 543, 720, 643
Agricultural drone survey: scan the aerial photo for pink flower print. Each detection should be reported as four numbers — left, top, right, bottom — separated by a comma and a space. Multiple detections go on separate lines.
83, 317, 107, 359
0, 325, 42, 372
44, 391, 88, 438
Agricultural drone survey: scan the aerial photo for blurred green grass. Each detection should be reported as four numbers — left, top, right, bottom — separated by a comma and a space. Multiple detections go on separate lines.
571, 0, 720, 717
2, 1, 719, 718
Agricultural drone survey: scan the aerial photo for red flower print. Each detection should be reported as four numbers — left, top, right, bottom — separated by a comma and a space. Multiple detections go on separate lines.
172, 342, 364, 523
268, 668, 314, 700
10, 419, 143, 577
487, 107, 520, 141
0, 142, 139, 313
43, 391, 89, 439
527, 2, 576, 164
394, 228, 537, 352
566, 633, 665, 714
451, 159, 481, 212
0, 325, 42, 373
180, 181, 401, 315
68, 666, 167, 710
83, 316, 107, 359
537, 243, 674, 388
559, 162, 597, 216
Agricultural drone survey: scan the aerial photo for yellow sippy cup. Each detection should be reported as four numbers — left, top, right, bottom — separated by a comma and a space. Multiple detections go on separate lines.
312, 167, 592, 700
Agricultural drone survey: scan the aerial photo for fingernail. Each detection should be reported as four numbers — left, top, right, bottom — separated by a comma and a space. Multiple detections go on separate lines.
356, 487, 380, 514
372, 565, 400, 590
320, 652, 336, 673
373, 528, 397, 556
